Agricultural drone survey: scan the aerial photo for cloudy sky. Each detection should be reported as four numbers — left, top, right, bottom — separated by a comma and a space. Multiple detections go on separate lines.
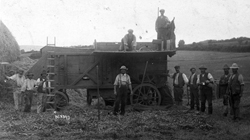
1, 0, 250, 51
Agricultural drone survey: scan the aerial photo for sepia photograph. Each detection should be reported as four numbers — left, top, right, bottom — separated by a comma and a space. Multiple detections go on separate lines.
0, 0, 250, 139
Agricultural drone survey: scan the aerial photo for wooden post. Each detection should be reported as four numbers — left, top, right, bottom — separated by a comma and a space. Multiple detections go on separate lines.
96, 65, 100, 121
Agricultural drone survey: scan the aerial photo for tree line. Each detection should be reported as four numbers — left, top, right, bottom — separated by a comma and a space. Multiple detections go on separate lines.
178, 37, 250, 52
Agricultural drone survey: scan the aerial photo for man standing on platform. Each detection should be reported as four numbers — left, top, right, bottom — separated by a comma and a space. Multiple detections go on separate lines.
155, 9, 170, 50
198, 65, 215, 114
188, 67, 200, 111
228, 63, 244, 121
219, 64, 231, 116
168, 65, 189, 106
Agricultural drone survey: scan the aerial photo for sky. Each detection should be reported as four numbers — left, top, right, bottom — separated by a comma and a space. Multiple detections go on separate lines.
1, 0, 250, 51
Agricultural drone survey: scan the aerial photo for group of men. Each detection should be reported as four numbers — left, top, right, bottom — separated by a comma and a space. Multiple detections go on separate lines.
5, 70, 49, 113
168, 63, 244, 121
120, 9, 172, 51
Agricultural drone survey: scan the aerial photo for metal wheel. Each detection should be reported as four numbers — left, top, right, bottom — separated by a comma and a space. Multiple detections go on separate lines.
47, 91, 69, 110
130, 83, 161, 106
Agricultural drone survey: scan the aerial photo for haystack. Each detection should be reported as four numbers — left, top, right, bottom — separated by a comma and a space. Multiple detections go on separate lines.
0, 20, 20, 63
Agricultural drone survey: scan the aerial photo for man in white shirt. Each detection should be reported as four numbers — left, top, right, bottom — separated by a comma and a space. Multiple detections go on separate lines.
6, 69, 26, 111
113, 66, 133, 115
120, 29, 137, 51
168, 65, 189, 106
198, 65, 215, 114
21, 72, 39, 112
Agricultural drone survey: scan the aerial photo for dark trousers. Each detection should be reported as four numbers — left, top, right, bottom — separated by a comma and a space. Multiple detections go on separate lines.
23, 90, 34, 112
114, 85, 128, 115
190, 86, 199, 110
174, 86, 184, 105
157, 27, 169, 51
231, 94, 241, 118
200, 87, 213, 114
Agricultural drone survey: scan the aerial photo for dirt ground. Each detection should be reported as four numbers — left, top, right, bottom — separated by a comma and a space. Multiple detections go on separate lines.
0, 87, 250, 140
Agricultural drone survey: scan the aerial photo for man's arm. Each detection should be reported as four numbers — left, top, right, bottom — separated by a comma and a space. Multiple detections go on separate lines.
20, 80, 27, 92
113, 75, 119, 95
238, 74, 244, 97
182, 73, 189, 84
155, 17, 159, 32
127, 75, 133, 94
207, 73, 215, 83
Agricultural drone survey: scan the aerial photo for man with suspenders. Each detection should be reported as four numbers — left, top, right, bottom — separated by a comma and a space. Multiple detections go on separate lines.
113, 66, 133, 115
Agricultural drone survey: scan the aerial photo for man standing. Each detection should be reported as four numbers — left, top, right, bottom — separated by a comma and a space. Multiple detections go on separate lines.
168, 65, 189, 106
228, 63, 244, 121
21, 72, 39, 112
36, 70, 49, 113
113, 66, 133, 115
6, 69, 26, 111
188, 67, 200, 111
155, 9, 170, 50
198, 65, 215, 114
219, 64, 231, 116
120, 29, 137, 51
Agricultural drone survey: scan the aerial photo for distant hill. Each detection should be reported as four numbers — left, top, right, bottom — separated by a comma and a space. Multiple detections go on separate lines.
20, 45, 44, 51
178, 37, 250, 52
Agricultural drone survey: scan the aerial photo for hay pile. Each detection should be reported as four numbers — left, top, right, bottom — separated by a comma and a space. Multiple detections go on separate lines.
0, 20, 20, 63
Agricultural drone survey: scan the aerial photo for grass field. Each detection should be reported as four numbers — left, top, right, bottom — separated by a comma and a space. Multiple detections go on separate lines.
0, 50, 250, 140
168, 50, 250, 83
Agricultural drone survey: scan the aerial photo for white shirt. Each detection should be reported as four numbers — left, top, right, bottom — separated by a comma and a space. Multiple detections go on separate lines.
114, 74, 131, 86
21, 79, 38, 91
8, 74, 26, 87
189, 73, 199, 85
197, 73, 214, 83
170, 73, 189, 85
37, 78, 51, 89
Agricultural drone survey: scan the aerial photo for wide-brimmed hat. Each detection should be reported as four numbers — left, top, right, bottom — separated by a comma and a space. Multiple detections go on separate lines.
230, 63, 239, 69
174, 65, 180, 69
190, 67, 196, 71
160, 9, 165, 12
120, 65, 128, 70
223, 64, 230, 70
128, 29, 133, 33
199, 65, 207, 70
26, 71, 34, 76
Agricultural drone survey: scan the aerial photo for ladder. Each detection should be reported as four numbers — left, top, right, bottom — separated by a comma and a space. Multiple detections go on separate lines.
45, 51, 56, 112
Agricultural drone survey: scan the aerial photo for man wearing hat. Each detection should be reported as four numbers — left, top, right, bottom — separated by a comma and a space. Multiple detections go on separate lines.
21, 72, 40, 112
198, 65, 215, 114
228, 63, 244, 121
120, 29, 137, 51
188, 67, 200, 111
168, 65, 189, 106
219, 64, 231, 116
155, 9, 170, 50
36, 70, 50, 113
6, 69, 26, 111
113, 65, 133, 115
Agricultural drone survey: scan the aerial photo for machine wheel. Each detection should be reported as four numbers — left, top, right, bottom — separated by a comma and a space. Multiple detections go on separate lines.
47, 91, 69, 110
130, 83, 161, 106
